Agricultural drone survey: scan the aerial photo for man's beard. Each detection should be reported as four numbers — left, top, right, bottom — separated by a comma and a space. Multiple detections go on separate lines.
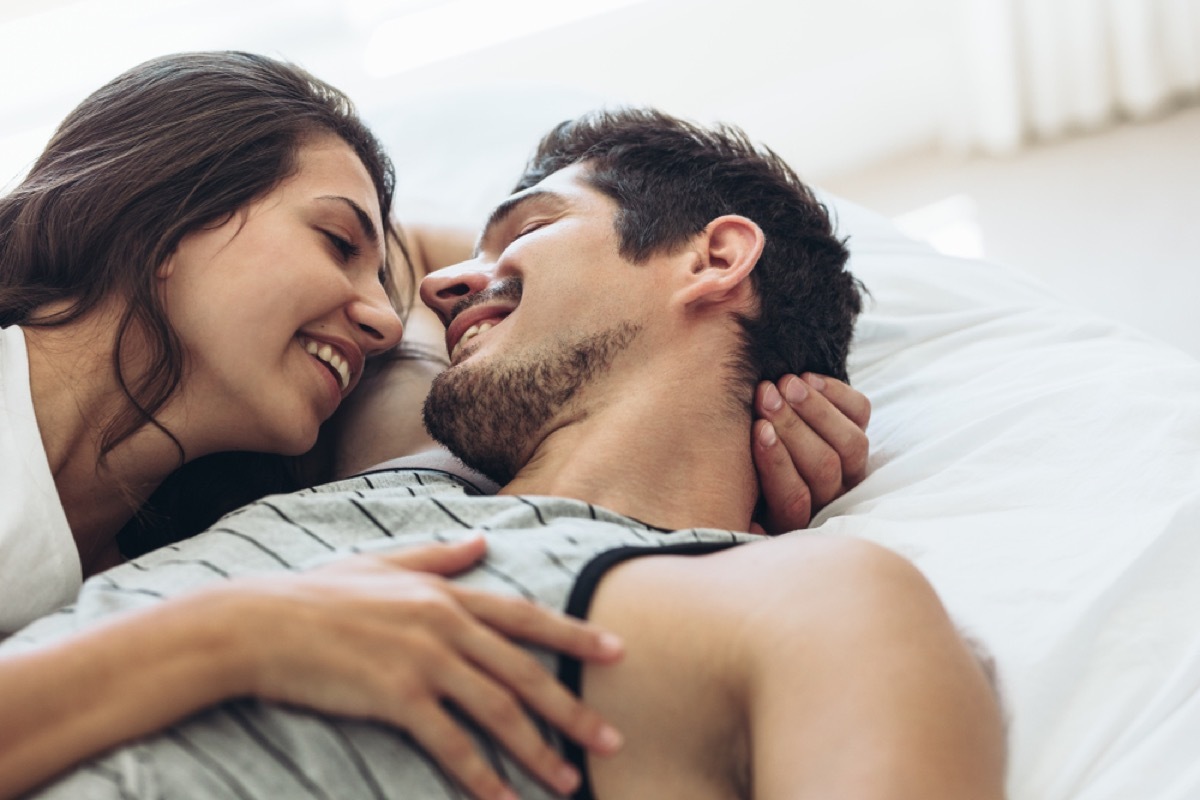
423, 321, 641, 485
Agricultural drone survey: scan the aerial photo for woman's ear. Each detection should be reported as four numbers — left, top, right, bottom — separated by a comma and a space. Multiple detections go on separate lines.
675, 215, 764, 309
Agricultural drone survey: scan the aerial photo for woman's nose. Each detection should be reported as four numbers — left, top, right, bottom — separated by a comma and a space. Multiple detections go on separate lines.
348, 284, 405, 356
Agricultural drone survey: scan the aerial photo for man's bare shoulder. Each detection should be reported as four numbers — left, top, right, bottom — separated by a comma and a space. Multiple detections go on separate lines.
590, 533, 933, 641
581, 535, 1007, 800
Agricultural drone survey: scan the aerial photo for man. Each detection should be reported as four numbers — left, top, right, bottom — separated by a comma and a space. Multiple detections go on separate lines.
10, 109, 1005, 800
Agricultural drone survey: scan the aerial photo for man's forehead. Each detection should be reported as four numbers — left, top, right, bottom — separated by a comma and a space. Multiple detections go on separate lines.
526, 162, 593, 193
498, 163, 595, 217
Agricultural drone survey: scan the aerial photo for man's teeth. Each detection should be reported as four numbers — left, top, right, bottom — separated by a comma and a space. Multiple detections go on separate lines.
303, 339, 350, 391
452, 321, 495, 362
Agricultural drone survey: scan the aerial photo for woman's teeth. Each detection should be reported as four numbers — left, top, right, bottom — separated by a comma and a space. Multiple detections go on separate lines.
452, 321, 494, 362
303, 338, 350, 391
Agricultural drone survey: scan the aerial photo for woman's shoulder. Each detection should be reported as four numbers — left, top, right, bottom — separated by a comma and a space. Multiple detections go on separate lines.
0, 324, 81, 634
0, 473, 80, 636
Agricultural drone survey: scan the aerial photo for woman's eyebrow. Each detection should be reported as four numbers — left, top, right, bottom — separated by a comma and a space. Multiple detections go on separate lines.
316, 195, 379, 245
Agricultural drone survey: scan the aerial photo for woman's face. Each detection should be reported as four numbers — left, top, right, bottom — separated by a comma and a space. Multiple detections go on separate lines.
158, 134, 404, 457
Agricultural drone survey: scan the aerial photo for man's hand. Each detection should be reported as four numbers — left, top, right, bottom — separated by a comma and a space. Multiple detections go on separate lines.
232, 537, 624, 800
751, 373, 870, 532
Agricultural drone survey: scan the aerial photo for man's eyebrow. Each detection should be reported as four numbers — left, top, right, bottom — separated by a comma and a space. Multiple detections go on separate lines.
475, 189, 563, 257
317, 195, 379, 245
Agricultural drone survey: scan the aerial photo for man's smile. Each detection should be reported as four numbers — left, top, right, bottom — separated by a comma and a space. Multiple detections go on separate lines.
447, 308, 511, 363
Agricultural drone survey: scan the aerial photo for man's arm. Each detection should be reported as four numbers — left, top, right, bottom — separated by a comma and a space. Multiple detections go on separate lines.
402, 221, 477, 280
744, 537, 1007, 799
579, 536, 1007, 799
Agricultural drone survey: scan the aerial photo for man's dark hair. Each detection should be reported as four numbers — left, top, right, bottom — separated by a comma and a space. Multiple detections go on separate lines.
513, 108, 862, 393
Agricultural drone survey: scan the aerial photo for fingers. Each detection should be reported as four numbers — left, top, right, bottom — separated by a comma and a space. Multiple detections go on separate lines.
455, 589, 623, 744
404, 698, 527, 800
324, 541, 624, 797
806, 373, 872, 432
403, 598, 620, 798
373, 540, 625, 667
426, 645, 602, 798
458, 587, 624, 664
752, 417, 814, 531
295, 539, 624, 798
775, 374, 870, 489
800, 374, 871, 487
753, 374, 872, 532
373, 536, 488, 575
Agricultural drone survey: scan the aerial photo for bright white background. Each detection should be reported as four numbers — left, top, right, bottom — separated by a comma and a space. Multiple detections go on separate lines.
2, 0, 1198, 357
0, 0, 988, 185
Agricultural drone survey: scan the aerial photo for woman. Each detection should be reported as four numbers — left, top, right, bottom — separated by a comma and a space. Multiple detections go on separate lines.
0, 52, 629, 800
0, 52, 870, 800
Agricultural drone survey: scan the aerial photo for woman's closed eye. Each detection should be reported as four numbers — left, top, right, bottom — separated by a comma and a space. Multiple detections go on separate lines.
324, 230, 362, 261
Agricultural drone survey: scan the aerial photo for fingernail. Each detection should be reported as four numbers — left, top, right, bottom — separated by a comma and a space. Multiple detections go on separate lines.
598, 632, 624, 656
784, 377, 809, 405
762, 383, 784, 412
555, 765, 580, 793
803, 373, 826, 391
757, 421, 778, 447
595, 724, 623, 753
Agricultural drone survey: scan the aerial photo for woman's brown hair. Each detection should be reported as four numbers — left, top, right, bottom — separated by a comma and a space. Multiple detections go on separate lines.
0, 51, 407, 553
0, 50, 402, 459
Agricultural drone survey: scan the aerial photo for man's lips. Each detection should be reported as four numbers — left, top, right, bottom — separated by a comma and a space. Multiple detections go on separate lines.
445, 304, 513, 363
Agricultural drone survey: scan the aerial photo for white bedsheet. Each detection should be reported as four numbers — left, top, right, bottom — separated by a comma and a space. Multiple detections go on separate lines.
822, 196, 1200, 799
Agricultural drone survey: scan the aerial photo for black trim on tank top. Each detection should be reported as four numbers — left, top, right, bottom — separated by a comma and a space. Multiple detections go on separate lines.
557, 540, 744, 800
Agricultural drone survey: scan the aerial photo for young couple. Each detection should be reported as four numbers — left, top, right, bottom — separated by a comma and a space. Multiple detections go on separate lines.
0, 52, 1002, 799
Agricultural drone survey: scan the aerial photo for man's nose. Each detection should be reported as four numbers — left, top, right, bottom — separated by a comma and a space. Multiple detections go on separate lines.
419, 260, 495, 326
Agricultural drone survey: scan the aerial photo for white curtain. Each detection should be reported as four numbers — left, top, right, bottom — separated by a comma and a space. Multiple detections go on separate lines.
947, 0, 1200, 154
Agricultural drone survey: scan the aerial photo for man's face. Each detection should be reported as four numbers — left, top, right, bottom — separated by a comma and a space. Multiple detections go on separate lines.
418, 163, 667, 483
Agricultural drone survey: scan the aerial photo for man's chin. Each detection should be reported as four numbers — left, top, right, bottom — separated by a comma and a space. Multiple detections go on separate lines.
422, 369, 524, 486
422, 322, 642, 487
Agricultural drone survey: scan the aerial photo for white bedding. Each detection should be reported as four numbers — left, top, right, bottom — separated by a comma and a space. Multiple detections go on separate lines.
821, 196, 1200, 798
377, 89, 1200, 797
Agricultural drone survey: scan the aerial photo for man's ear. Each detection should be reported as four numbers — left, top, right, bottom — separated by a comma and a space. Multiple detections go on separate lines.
675, 215, 764, 309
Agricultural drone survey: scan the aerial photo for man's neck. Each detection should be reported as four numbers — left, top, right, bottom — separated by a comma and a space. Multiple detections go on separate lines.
499, 380, 759, 532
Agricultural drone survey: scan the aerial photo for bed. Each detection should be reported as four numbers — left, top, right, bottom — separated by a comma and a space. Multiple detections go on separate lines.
373, 86, 1200, 798
824, 197, 1200, 799
9, 86, 1200, 798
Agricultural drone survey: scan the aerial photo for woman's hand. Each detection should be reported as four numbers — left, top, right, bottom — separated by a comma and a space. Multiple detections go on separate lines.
751, 373, 871, 533
230, 536, 622, 800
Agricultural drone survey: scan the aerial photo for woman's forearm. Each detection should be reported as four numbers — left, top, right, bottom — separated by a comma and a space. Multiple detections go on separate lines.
0, 543, 626, 800
402, 221, 476, 279
0, 589, 252, 798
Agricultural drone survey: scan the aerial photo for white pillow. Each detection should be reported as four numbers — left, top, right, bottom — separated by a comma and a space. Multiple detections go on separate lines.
824, 195, 1200, 800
